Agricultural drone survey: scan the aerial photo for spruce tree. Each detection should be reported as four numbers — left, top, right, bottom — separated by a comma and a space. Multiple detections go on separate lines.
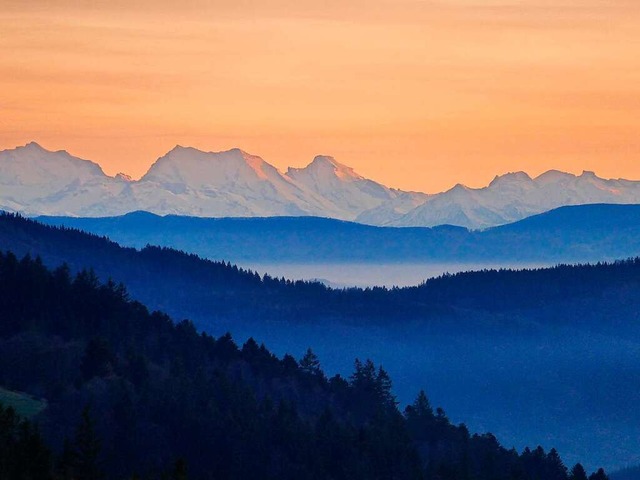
589, 468, 609, 480
299, 348, 322, 376
570, 463, 589, 480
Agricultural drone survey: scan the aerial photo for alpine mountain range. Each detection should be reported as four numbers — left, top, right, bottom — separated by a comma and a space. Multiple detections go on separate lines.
2, 141, 640, 229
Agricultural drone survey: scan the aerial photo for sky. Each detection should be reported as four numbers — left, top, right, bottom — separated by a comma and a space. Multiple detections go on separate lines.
1, 0, 639, 193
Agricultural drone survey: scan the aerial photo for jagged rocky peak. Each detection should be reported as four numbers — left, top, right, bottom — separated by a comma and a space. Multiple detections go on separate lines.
535, 169, 576, 183
489, 171, 533, 187
22, 141, 46, 151
447, 183, 473, 194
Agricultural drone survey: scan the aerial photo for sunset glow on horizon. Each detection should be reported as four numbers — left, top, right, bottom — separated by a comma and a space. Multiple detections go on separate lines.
2, 0, 639, 193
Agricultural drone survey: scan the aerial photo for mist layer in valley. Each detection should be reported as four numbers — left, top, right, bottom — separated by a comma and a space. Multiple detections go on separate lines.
237, 262, 551, 287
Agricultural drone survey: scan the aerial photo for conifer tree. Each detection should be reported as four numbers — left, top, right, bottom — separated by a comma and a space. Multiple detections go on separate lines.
299, 347, 322, 376
589, 468, 609, 480
570, 463, 589, 480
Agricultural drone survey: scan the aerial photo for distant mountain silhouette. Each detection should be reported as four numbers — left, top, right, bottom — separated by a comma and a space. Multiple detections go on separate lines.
0, 143, 426, 223
37, 204, 640, 264
3, 142, 640, 227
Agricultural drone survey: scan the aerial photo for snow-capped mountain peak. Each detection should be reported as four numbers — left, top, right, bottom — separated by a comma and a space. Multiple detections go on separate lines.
285, 154, 407, 218
135, 146, 330, 217
141, 147, 281, 187
488, 171, 533, 188
535, 169, 574, 184
0, 142, 107, 186
0, 142, 131, 216
2, 142, 640, 228
390, 167, 640, 229
288, 155, 363, 182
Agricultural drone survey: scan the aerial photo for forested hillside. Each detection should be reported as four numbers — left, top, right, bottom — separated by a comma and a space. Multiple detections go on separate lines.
611, 465, 640, 480
3, 212, 640, 335
2, 213, 640, 471
0, 252, 609, 479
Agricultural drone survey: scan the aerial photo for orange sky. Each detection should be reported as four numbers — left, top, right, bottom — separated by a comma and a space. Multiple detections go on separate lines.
1, 0, 639, 192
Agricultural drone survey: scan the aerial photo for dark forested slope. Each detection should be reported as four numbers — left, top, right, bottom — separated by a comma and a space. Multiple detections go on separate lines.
2, 212, 640, 335
611, 465, 640, 480
0, 252, 608, 480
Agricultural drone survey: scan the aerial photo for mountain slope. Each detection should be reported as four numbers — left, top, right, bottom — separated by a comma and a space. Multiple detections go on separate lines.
393, 170, 640, 228
37, 204, 640, 265
0, 143, 425, 222
0, 251, 605, 480
287, 155, 428, 220
0, 142, 133, 216
3, 142, 640, 227
137, 146, 330, 217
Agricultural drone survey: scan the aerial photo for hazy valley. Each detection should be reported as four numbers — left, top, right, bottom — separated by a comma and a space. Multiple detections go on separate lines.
1, 213, 639, 475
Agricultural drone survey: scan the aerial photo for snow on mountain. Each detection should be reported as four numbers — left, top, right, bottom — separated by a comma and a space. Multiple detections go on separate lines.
391, 170, 640, 228
1, 142, 640, 228
287, 155, 428, 220
0, 142, 134, 216
135, 146, 328, 217
354, 190, 431, 225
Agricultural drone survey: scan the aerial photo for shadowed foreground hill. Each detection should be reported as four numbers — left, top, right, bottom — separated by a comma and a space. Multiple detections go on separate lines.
0, 252, 608, 480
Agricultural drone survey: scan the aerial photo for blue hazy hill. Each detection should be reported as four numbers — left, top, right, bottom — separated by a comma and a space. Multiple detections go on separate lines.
611, 465, 640, 480
36, 203, 640, 264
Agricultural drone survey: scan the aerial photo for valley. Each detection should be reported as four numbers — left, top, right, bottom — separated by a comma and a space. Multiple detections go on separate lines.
1, 212, 638, 473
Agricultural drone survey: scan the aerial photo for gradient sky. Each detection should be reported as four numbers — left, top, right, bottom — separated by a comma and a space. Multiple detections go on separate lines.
1, 0, 639, 192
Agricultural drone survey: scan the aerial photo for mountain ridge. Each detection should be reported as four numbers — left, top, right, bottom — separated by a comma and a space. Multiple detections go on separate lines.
3, 141, 640, 228
36, 203, 640, 266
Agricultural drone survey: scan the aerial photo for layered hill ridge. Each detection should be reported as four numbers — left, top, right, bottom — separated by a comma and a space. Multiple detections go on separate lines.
0, 245, 613, 479
2, 142, 640, 228
1, 212, 640, 471
37, 204, 640, 266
